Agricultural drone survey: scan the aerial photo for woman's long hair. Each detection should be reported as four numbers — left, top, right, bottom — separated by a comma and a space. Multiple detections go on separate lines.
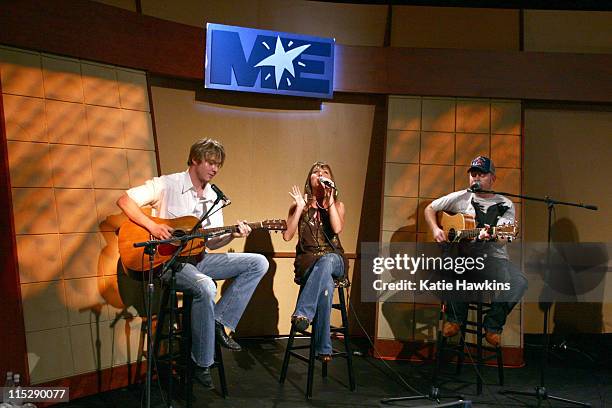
303, 161, 338, 204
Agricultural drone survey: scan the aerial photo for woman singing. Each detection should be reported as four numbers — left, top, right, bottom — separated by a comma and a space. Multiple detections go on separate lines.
283, 161, 348, 362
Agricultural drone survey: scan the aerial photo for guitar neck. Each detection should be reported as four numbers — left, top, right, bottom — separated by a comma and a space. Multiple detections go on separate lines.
202, 221, 265, 237
459, 228, 481, 239
459, 226, 503, 239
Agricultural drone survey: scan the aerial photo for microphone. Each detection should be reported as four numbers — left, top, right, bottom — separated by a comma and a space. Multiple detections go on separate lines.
211, 184, 231, 205
469, 182, 482, 193
318, 176, 338, 191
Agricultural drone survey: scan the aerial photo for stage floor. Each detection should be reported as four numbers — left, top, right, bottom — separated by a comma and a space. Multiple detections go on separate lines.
56, 337, 610, 407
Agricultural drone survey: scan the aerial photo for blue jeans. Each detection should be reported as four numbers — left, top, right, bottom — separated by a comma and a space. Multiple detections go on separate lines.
165, 252, 268, 367
446, 257, 528, 333
293, 253, 344, 355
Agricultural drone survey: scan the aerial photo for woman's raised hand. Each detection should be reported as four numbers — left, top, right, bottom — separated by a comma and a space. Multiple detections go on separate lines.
289, 185, 307, 209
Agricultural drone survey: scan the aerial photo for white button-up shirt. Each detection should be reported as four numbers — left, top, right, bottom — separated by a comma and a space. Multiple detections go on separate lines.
126, 170, 224, 229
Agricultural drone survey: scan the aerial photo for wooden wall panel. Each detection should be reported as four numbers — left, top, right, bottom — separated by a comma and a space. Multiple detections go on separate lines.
1, 0, 611, 102
384, 47, 612, 102
1, 46, 155, 384
142, 0, 388, 46
377, 96, 524, 362
523, 107, 612, 334
391, 6, 520, 50
0, 64, 29, 384
524, 10, 612, 53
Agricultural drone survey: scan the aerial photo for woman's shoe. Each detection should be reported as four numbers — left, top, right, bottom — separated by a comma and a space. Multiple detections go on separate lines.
318, 354, 332, 363
291, 315, 309, 332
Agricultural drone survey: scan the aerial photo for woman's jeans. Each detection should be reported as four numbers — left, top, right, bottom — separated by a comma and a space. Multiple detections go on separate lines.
293, 253, 345, 355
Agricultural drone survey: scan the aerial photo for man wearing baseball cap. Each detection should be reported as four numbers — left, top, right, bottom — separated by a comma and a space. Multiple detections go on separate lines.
424, 156, 528, 347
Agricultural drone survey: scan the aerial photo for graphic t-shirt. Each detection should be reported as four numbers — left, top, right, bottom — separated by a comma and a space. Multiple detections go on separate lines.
430, 189, 514, 259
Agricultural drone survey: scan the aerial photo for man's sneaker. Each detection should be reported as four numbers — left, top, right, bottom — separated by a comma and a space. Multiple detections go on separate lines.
485, 331, 501, 347
442, 322, 461, 337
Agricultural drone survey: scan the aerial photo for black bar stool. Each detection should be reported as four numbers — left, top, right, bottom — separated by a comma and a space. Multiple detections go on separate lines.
456, 302, 504, 394
279, 278, 356, 399
435, 302, 504, 395
153, 286, 228, 407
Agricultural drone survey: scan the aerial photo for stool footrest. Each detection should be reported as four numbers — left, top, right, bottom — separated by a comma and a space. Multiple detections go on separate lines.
157, 353, 184, 362
468, 306, 492, 312
462, 342, 500, 354
435, 301, 505, 396
287, 344, 311, 351
288, 351, 310, 364
154, 289, 229, 405
156, 332, 187, 341
279, 284, 356, 398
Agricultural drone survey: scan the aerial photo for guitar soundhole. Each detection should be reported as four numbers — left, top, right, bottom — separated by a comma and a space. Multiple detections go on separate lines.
448, 228, 456, 241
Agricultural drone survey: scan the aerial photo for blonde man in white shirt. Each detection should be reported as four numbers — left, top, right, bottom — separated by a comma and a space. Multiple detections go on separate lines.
117, 138, 269, 387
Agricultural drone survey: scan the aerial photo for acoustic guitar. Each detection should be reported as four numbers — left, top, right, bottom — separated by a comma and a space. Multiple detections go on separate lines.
433, 211, 518, 242
118, 215, 287, 272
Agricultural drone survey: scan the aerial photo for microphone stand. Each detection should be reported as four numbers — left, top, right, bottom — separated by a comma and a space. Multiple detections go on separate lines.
471, 187, 595, 407
133, 193, 229, 408
133, 237, 159, 408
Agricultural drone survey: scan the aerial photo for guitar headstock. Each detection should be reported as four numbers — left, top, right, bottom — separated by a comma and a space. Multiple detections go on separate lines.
494, 221, 519, 241
262, 219, 287, 231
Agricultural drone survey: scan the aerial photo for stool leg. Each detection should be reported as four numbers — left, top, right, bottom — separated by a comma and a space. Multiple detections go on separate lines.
306, 316, 317, 399
497, 347, 504, 385
135, 319, 147, 386
433, 335, 446, 386
322, 313, 328, 379
184, 359, 194, 408
215, 341, 228, 398
456, 325, 466, 375
183, 296, 194, 408
433, 304, 446, 385
338, 287, 355, 391
279, 322, 296, 384
476, 303, 483, 395
153, 288, 170, 359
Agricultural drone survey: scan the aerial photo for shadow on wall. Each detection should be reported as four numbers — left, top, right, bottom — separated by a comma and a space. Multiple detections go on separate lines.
349, 94, 387, 340
548, 217, 607, 335
103, 215, 157, 386
379, 212, 440, 361
230, 228, 280, 337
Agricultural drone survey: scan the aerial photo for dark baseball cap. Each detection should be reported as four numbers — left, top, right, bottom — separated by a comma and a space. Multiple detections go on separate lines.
468, 156, 495, 174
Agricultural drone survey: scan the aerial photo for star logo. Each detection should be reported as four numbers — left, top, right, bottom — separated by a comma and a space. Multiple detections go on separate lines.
205, 23, 334, 98
255, 36, 311, 88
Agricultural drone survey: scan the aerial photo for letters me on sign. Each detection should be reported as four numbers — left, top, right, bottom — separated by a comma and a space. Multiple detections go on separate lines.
205, 23, 335, 99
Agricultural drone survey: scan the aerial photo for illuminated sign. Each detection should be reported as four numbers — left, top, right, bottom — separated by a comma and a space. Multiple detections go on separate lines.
205, 23, 335, 99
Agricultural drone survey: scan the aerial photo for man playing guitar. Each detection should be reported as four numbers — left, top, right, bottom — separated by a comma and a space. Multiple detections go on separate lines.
424, 156, 527, 347
116, 138, 269, 387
